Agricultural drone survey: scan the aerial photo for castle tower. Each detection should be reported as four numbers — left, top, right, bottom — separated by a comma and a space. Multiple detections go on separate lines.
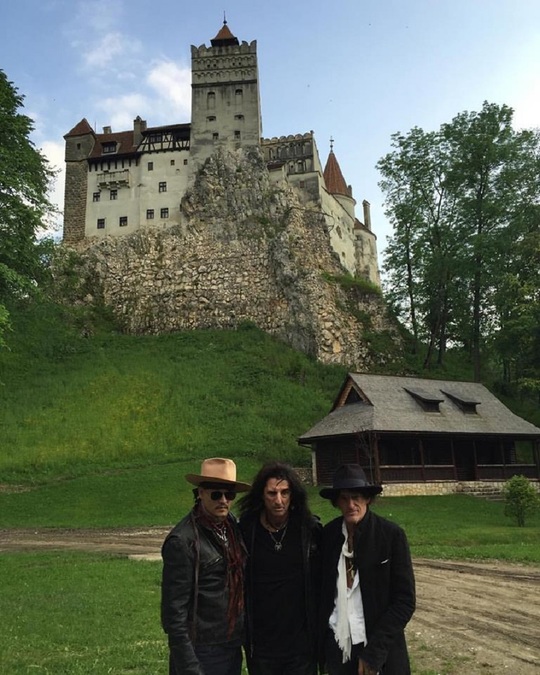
323, 141, 356, 221
189, 20, 262, 172
63, 118, 96, 243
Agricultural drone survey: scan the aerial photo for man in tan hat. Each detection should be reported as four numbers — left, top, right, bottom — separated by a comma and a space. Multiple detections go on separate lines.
161, 458, 251, 675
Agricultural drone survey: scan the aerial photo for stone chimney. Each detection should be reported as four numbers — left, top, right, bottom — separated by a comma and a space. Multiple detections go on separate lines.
103, 126, 112, 134
133, 116, 147, 146
362, 200, 372, 231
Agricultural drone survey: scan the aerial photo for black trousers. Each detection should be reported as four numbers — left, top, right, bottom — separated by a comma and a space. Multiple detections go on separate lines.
246, 652, 317, 675
324, 630, 371, 675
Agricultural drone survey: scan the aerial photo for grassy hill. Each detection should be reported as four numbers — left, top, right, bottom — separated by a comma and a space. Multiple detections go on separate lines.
0, 301, 346, 485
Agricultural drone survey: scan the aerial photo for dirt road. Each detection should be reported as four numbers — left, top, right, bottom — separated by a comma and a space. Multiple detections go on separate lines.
1, 527, 539, 674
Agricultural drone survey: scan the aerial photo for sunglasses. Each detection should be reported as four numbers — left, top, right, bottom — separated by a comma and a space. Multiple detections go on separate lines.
209, 490, 237, 501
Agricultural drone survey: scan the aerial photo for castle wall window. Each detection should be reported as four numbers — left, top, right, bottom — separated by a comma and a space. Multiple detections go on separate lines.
207, 116, 216, 122
235, 89, 243, 105
97, 218, 105, 229
213, 133, 219, 140
110, 189, 118, 200
170, 159, 175, 166
147, 209, 154, 220
159, 182, 167, 193
183, 159, 188, 165
234, 114, 244, 121
160, 208, 169, 218
234, 130, 241, 140
207, 92, 216, 110
102, 142, 116, 154
93, 192, 100, 202
119, 216, 128, 227
148, 162, 154, 171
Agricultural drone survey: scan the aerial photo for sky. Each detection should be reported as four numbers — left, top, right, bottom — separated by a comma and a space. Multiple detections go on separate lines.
2, 0, 540, 259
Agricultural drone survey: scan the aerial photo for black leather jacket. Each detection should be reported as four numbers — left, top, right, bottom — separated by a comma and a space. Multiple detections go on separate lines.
161, 510, 246, 675
240, 512, 322, 658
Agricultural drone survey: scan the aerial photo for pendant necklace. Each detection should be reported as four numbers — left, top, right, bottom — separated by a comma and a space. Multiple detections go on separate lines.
263, 517, 289, 552
213, 522, 228, 545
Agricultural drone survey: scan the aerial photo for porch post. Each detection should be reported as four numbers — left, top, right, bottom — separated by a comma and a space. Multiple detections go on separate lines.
373, 434, 381, 485
419, 437, 425, 482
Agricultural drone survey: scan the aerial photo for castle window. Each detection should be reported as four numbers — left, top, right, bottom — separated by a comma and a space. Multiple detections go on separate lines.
110, 189, 118, 200
207, 116, 216, 122
213, 133, 219, 140
102, 142, 116, 154
147, 209, 154, 220
234, 114, 244, 121
97, 218, 105, 229
183, 159, 188, 165
160, 208, 169, 218
170, 159, 175, 166
207, 92, 216, 110
234, 130, 241, 140
235, 89, 243, 105
93, 192, 100, 202
159, 182, 167, 193
119, 216, 128, 227
148, 162, 154, 171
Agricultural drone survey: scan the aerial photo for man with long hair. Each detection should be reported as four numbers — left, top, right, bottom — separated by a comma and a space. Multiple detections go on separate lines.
238, 462, 322, 675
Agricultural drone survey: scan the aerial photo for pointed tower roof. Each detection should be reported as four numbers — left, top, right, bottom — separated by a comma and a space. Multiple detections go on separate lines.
64, 118, 95, 139
323, 140, 350, 197
211, 18, 239, 47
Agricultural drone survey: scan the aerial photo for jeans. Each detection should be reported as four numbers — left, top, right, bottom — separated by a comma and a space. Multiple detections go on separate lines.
246, 653, 317, 675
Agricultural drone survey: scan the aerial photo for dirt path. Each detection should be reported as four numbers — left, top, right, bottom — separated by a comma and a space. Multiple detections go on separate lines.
1, 528, 539, 674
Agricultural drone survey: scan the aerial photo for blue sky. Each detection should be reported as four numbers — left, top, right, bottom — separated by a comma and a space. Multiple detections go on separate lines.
2, 0, 539, 257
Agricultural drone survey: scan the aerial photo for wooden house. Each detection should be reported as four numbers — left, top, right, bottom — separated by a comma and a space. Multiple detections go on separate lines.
298, 374, 540, 487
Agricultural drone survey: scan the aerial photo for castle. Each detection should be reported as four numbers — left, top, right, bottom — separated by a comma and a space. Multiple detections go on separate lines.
62, 20, 380, 285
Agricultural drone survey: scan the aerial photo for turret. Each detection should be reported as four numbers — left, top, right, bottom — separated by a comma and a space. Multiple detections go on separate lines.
63, 118, 96, 243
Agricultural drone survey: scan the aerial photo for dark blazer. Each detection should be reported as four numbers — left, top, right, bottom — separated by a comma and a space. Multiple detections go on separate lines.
319, 510, 415, 674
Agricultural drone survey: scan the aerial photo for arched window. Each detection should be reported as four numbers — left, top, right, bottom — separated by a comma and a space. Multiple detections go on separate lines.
207, 92, 216, 110
235, 89, 243, 106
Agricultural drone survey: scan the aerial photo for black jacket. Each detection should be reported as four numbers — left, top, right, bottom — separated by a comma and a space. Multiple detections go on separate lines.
319, 510, 416, 674
240, 512, 322, 658
161, 510, 245, 675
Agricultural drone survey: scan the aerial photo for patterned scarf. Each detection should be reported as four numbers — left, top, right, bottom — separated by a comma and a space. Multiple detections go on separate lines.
195, 504, 246, 637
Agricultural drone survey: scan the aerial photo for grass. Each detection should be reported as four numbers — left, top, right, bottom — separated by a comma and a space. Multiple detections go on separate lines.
0, 305, 345, 483
1, 300, 539, 674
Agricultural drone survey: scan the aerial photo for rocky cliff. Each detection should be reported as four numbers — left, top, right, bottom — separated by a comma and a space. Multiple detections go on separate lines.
58, 147, 395, 367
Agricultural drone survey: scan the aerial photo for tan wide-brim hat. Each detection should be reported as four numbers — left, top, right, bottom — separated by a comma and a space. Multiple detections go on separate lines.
185, 458, 251, 492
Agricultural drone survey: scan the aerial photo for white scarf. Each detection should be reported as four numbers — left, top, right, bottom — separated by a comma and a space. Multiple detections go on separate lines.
334, 520, 355, 662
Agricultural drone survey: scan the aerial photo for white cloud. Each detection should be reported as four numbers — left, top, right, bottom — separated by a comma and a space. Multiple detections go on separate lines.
147, 60, 191, 119
97, 93, 149, 131
82, 31, 136, 69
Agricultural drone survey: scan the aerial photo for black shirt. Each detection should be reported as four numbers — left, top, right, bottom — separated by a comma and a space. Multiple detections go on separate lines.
250, 517, 309, 659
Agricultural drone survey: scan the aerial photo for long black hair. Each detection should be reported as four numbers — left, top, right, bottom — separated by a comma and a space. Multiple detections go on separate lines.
237, 461, 312, 522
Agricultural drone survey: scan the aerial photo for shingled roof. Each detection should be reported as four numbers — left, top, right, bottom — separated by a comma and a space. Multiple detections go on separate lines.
299, 373, 540, 441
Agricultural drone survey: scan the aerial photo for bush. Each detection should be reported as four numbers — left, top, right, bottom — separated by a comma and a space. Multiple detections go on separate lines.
503, 475, 540, 527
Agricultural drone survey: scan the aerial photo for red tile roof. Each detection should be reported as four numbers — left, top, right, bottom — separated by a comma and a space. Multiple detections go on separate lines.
64, 118, 95, 139
211, 21, 239, 46
323, 151, 349, 196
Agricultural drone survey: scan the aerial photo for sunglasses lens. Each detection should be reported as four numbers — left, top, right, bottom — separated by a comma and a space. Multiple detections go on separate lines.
210, 490, 236, 501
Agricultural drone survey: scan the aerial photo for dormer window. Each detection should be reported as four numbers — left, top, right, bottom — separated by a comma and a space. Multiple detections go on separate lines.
404, 387, 443, 413
442, 390, 480, 415
102, 142, 116, 154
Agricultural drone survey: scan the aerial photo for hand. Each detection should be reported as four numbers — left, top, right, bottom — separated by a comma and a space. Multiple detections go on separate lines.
357, 659, 377, 675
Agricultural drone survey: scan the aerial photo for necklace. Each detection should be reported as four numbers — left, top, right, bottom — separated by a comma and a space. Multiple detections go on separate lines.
268, 523, 288, 551
213, 521, 228, 545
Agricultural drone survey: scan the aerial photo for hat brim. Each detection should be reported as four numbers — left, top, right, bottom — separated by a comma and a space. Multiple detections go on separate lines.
185, 474, 251, 492
319, 484, 383, 499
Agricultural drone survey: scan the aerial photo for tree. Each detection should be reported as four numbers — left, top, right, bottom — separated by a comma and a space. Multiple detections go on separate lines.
0, 69, 56, 345
503, 475, 540, 527
378, 103, 540, 380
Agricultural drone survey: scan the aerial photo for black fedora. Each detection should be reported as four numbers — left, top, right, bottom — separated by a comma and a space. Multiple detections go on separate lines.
319, 464, 383, 499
